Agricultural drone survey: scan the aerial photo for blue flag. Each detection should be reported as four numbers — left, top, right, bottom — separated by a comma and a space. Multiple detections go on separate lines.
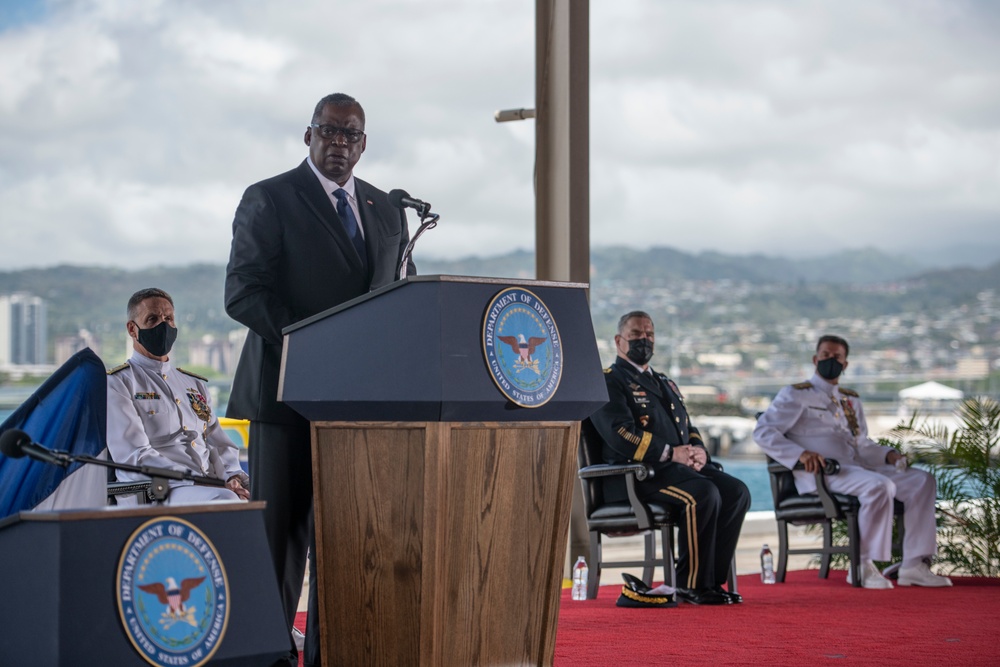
0, 348, 107, 520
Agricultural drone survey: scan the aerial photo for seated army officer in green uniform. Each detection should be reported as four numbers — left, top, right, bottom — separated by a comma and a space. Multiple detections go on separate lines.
106, 288, 249, 505
590, 310, 750, 606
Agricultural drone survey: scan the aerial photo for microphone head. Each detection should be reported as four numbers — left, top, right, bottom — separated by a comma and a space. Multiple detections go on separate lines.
0, 429, 30, 459
388, 189, 410, 209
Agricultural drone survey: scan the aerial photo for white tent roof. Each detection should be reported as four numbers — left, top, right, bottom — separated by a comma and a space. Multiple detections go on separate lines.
898, 381, 964, 400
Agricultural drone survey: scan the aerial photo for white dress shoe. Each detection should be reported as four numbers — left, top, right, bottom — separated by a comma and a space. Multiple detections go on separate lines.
898, 562, 953, 587
846, 560, 894, 589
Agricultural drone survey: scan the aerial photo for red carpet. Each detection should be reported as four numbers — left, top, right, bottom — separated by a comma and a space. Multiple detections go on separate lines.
295, 570, 1000, 665
553, 570, 1000, 666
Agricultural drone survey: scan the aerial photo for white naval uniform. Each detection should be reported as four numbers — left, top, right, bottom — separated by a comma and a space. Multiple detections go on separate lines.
753, 373, 937, 563
107, 352, 247, 505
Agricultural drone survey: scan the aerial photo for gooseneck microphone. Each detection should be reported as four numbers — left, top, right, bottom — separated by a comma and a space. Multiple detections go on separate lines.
388, 187, 441, 281
0, 428, 73, 466
388, 189, 432, 218
0, 428, 226, 504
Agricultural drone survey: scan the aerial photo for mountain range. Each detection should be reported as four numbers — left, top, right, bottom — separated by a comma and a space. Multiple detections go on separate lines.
0, 246, 996, 360
417, 246, 937, 285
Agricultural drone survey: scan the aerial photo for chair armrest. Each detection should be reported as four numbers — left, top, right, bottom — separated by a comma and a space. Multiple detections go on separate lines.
578, 462, 656, 531
108, 480, 152, 504
769, 458, 843, 519
579, 462, 651, 482
624, 471, 655, 531
108, 481, 151, 495
767, 458, 841, 475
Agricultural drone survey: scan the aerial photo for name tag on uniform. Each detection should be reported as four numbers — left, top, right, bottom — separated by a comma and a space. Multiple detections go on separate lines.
134, 392, 160, 400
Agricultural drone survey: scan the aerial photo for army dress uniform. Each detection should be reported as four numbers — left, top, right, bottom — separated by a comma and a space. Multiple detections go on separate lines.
107, 353, 248, 505
753, 374, 938, 562
589, 357, 750, 591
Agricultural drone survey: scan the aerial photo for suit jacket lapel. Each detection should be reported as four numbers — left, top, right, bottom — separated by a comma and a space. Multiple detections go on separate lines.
292, 161, 365, 272
354, 178, 397, 269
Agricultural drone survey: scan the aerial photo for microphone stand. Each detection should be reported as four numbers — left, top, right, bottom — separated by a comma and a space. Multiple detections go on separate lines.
40, 449, 226, 505
398, 211, 440, 281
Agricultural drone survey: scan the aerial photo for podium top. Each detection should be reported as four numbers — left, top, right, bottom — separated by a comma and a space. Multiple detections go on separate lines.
283, 275, 589, 336
278, 275, 607, 421
0, 501, 267, 530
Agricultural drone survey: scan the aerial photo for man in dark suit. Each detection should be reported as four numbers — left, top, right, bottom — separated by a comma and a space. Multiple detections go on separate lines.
225, 93, 415, 666
589, 310, 749, 606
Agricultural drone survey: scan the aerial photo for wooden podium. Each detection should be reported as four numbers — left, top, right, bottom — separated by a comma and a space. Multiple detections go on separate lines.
280, 276, 608, 666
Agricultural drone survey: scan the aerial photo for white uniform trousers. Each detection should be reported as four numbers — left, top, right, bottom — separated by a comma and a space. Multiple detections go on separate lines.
820, 464, 937, 562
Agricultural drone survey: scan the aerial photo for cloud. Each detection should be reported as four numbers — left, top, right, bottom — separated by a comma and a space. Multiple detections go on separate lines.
0, 0, 997, 270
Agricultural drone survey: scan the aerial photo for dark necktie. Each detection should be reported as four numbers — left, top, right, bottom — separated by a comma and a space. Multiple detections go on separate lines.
333, 188, 368, 273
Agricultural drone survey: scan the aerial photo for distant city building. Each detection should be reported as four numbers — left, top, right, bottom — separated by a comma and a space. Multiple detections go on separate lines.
54, 329, 101, 366
0, 293, 48, 367
186, 329, 248, 375
188, 335, 228, 374
956, 357, 989, 379
696, 352, 742, 368
227, 328, 247, 374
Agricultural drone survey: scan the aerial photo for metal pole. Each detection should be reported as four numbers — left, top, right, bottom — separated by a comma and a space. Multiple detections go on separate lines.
535, 0, 591, 573
535, 0, 589, 285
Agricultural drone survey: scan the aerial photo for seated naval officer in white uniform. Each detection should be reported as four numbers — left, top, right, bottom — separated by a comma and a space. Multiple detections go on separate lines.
753, 334, 951, 589
107, 288, 249, 505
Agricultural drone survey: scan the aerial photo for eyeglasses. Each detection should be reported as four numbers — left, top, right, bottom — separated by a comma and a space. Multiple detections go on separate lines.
310, 124, 365, 143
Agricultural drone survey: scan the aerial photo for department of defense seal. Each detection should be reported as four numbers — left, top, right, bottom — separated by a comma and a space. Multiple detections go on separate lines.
482, 287, 563, 407
117, 517, 230, 667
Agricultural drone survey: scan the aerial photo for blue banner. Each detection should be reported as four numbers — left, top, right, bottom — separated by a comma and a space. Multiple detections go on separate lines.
0, 348, 107, 519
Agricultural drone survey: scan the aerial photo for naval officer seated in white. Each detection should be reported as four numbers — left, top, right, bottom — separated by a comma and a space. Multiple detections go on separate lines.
753, 334, 951, 589
107, 288, 249, 505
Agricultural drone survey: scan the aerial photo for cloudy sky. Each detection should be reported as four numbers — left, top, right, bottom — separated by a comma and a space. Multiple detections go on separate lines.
1, 0, 998, 271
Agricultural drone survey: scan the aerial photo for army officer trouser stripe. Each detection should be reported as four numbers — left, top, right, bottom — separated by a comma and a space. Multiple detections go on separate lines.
660, 486, 699, 589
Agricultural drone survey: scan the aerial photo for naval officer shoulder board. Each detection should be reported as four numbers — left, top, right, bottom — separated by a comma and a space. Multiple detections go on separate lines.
178, 368, 209, 382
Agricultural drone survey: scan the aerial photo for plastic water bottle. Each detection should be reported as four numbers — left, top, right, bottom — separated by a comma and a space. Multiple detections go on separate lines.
571, 556, 589, 600
760, 544, 775, 584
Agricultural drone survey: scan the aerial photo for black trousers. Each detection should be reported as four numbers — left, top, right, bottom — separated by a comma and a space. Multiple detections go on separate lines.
645, 464, 750, 590
250, 420, 321, 666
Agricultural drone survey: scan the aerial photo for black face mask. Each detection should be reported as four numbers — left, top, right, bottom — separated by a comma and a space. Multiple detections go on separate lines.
816, 357, 844, 380
626, 338, 654, 366
135, 321, 178, 357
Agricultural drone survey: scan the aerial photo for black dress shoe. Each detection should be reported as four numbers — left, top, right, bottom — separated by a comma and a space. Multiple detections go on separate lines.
713, 586, 742, 604
676, 587, 729, 605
